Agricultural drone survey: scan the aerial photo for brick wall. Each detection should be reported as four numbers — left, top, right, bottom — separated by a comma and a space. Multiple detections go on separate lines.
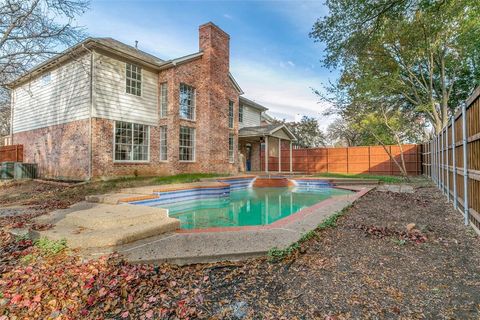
11, 119, 90, 180
11, 23, 241, 180
91, 22, 240, 179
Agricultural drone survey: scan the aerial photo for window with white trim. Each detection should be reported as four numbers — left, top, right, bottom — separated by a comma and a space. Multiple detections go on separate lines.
179, 83, 195, 120
229, 133, 234, 163
126, 63, 141, 96
114, 121, 149, 161
160, 126, 168, 161
160, 82, 168, 117
179, 126, 195, 161
228, 100, 234, 129
239, 105, 244, 123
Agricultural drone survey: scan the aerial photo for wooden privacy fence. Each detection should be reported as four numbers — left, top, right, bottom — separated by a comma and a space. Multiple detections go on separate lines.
0, 145, 23, 162
422, 87, 480, 234
261, 144, 421, 176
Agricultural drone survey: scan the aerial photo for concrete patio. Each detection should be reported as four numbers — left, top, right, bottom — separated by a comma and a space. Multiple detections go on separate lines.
32, 177, 375, 265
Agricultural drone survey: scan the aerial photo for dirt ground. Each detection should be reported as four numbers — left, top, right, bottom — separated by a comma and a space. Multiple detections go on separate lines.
1, 179, 479, 319
200, 186, 480, 319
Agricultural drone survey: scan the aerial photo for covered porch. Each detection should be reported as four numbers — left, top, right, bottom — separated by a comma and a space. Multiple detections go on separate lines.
238, 124, 296, 173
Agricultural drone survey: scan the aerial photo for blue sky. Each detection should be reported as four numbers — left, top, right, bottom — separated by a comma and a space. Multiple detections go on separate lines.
78, 0, 336, 128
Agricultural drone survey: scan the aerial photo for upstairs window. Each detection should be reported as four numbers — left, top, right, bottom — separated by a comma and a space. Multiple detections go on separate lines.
228, 100, 234, 129
179, 83, 195, 120
160, 82, 168, 118
114, 121, 149, 162
239, 105, 244, 123
179, 126, 195, 161
126, 63, 142, 96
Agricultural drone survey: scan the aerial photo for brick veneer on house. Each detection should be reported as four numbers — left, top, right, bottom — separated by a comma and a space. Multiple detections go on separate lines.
92, 23, 239, 179
10, 23, 240, 180
11, 119, 90, 180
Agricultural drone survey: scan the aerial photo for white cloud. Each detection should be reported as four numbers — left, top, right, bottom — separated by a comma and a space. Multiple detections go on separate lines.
287, 60, 295, 67
231, 59, 334, 129
223, 13, 232, 19
78, 10, 197, 59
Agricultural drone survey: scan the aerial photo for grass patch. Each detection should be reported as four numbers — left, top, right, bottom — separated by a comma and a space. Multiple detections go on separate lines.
268, 205, 351, 262
313, 172, 404, 183
0, 173, 227, 207
34, 238, 67, 255
152, 173, 222, 184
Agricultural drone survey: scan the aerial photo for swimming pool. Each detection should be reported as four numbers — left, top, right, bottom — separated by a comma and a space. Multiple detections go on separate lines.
151, 187, 353, 229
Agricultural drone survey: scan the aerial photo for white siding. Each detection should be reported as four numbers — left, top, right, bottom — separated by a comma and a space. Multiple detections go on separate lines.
239, 104, 261, 128
271, 129, 290, 140
93, 52, 158, 126
12, 54, 91, 133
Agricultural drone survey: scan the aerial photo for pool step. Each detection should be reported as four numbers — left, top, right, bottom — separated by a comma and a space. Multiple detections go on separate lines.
253, 177, 294, 188
32, 203, 180, 249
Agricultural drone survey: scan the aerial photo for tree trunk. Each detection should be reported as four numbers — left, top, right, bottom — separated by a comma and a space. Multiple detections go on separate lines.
368, 129, 410, 182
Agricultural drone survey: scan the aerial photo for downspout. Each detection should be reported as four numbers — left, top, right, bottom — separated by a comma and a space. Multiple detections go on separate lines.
83, 44, 94, 181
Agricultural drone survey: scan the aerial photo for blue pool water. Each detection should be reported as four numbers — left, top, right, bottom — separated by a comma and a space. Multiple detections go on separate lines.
152, 187, 353, 229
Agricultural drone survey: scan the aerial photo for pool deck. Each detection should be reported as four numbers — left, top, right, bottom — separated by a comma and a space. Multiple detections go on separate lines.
86, 185, 373, 265
35, 176, 377, 265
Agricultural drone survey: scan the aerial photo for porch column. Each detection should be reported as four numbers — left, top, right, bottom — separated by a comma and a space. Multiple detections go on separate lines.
289, 140, 293, 173
278, 138, 281, 173
265, 135, 269, 173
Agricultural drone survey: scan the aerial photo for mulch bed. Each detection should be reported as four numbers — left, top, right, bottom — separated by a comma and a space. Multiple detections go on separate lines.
1, 183, 479, 319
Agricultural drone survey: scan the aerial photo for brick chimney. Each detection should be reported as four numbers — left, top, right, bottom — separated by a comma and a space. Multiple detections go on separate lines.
199, 22, 230, 76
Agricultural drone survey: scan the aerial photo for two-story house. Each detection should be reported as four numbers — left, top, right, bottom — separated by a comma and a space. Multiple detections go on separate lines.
7, 22, 295, 180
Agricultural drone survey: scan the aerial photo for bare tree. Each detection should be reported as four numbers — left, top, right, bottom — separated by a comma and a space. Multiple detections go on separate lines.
326, 118, 363, 146
0, 0, 89, 139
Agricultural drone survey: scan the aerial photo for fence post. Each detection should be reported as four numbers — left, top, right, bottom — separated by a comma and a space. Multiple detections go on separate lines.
368, 146, 371, 174
326, 148, 329, 173
437, 133, 441, 188
446, 125, 450, 201
441, 128, 444, 194
451, 115, 457, 210
430, 136, 435, 182
289, 141, 293, 173
432, 136, 435, 183
390, 145, 393, 175
433, 135, 436, 185
462, 103, 469, 225
428, 143, 431, 177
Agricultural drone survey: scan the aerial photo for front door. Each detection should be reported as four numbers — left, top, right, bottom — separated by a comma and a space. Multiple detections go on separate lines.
246, 144, 252, 171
